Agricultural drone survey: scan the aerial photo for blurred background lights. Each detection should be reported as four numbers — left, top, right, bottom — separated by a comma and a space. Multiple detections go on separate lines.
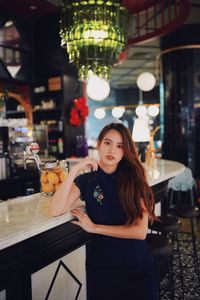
112, 107, 125, 118
135, 105, 147, 117
147, 105, 159, 117
87, 75, 110, 101
136, 72, 156, 92
94, 108, 106, 119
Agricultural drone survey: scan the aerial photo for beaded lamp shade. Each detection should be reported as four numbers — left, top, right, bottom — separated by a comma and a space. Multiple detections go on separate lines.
60, 0, 130, 81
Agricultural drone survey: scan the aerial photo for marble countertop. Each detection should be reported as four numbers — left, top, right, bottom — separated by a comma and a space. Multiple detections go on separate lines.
0, 195, 84, 251
0, 159, 185, 251
145, 159, 185, 186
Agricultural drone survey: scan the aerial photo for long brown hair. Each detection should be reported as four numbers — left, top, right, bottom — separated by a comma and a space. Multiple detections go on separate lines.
98, 123, 156, 224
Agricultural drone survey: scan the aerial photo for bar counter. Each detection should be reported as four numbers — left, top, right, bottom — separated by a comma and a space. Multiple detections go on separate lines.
0, 159, 184, 250
0, 159, 185, 300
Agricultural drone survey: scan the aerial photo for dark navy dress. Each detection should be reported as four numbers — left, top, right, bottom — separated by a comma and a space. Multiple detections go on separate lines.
74, 166, 158, 300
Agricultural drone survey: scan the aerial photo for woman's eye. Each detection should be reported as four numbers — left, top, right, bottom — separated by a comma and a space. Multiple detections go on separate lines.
118, 145, 123, 149
104, 141, 110, 145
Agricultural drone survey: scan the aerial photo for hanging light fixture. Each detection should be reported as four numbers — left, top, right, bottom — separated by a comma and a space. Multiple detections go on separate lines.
87, 74, 110, 101
136, 72, 156, 92
94, 108, 106, 119
135, 72, 156, 120
60, 1, 190, 81
135, 105, 147, 118
147, 105, 159, 117
112, 106, 125, 118
60, 0, 130, 81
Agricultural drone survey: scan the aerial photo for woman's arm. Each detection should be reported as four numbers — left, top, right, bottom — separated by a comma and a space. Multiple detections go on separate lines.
71, 209, 149, 240
49, 157, 98, 216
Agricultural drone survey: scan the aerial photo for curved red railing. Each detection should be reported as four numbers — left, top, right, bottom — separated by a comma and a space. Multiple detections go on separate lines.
122, 0, 191, 46
123, 0, 162, 14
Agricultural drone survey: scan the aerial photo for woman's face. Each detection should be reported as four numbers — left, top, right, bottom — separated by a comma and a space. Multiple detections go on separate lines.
98, 129, 124, 170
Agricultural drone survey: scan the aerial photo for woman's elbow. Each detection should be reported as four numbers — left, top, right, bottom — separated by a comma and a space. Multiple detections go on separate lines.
130, 222, 148, 240
49, 206, 60, 217
140, 231, 147, 240
49, 204, 66, 217
134, 232, 146, 240
49, 194, 62, 216
135, 228, 148, 240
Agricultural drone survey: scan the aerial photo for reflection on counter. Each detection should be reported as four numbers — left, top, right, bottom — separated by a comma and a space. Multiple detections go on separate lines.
148, 168, 161, 181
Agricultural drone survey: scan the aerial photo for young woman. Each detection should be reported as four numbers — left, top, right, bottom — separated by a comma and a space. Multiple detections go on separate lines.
50, 123, 158, 300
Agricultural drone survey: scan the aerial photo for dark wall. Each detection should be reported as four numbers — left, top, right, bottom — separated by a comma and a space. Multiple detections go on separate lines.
161, 24, 200, 177
14, 12, 84, 157
15, 11, 78, 85
115, 87, 159, 106
32, 12, 78, 85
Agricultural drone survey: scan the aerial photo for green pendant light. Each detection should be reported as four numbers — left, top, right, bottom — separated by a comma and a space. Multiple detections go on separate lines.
60, 0, 130, 81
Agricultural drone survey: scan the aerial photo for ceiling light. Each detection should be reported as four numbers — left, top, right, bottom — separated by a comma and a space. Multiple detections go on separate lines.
87, 74, 110, 101
135, 105, 147, 117
147, 105, 159, 117
4, 21, 13, 28
60, 0, 130, 80
112, 107, 125, 118
29, 5, 37, 10
94, 108, 106, 119
136, 72, 156, 91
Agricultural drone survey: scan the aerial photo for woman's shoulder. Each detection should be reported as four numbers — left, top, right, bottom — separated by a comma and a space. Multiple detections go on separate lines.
75, 170, 96, 184
74, 170, 98, 195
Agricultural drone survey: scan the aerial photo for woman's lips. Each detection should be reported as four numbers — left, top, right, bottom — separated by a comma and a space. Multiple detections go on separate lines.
106, 155, 114, 160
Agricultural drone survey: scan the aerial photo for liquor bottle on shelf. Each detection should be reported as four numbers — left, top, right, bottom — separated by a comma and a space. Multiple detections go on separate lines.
58, 138, 64, 154
75, 135, 83, 157
75, 135, 88, 158
48, 139, 58, 155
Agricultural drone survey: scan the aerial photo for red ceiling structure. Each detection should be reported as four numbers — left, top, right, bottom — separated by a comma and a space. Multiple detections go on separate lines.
122, 0, 191, 46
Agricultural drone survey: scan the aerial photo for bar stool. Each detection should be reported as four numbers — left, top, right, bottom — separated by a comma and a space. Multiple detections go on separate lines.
149, 216, 184, 299
170, 203, 200, 288
149, 215, 181, 234
146, 233, 174, 299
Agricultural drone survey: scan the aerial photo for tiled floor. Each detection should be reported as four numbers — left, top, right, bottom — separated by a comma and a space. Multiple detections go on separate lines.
160, 217, 200, 299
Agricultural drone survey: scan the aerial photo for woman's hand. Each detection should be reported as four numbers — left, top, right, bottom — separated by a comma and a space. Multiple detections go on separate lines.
71, 156, 98, 175
70, 209, 96, 233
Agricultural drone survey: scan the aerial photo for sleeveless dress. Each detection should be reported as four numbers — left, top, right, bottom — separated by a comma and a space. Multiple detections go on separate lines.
74, 166, 159, 300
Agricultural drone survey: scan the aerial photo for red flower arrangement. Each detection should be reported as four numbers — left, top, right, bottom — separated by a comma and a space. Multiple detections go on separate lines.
69, 97, 89, 127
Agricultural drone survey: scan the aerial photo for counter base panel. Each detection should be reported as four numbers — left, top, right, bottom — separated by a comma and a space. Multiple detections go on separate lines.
0, 222, 90, 300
